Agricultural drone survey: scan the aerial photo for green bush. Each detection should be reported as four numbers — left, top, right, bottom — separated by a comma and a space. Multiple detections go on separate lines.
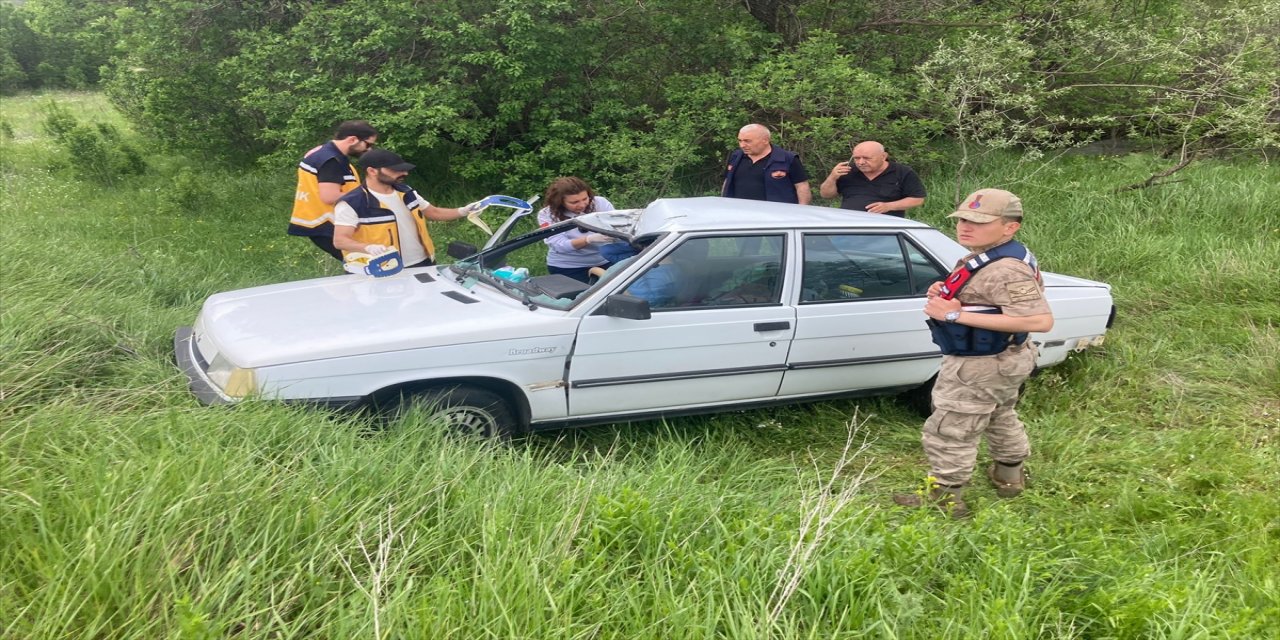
0, 50, 25, 95
39, 102, 146, 185
38, 100, 78, 141
159, 166, 217, 216
12, 0, 1272, 198
0, 1, 113, 92
0, 4, 35, 93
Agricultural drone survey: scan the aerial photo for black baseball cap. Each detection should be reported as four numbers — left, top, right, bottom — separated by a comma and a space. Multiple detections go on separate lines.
359, 149, 415, 171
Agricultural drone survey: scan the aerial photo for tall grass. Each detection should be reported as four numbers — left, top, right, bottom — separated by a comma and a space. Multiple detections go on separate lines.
2, 92, 1278, 638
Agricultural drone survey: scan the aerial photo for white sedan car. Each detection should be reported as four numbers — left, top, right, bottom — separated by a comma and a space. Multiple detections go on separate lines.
175, 197, 1114, 436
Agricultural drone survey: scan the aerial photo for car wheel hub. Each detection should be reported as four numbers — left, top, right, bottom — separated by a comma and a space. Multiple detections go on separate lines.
436, 406, 497, 436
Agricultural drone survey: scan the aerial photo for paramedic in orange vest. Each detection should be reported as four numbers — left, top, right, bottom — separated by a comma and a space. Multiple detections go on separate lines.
289, 120, 379, 261
332, 149, 485, 268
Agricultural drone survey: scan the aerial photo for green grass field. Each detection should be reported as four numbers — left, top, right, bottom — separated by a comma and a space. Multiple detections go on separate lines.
2, 93, 1277, 638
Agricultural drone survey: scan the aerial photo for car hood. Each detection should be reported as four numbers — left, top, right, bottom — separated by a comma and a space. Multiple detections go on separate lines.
197, 267, 575, 368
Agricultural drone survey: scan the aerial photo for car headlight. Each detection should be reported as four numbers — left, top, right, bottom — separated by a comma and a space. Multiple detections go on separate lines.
206, 353, 257, 398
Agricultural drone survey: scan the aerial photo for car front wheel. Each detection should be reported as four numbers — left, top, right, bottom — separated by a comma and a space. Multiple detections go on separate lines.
393, 384, 516, 438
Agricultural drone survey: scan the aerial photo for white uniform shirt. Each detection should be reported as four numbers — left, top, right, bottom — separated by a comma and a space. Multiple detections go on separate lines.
334, 191, 430, 266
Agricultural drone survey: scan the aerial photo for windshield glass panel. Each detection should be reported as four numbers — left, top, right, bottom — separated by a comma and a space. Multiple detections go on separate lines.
447, 219, 655, 310
585, 208, 643, 236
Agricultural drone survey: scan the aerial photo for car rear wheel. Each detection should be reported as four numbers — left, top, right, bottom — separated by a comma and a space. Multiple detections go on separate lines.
898, 376, 936, 418
897, 375, 1032, 419
394, 384, 515, 438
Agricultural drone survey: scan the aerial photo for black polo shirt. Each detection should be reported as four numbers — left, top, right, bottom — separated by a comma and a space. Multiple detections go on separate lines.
729, 154, 769, 201
726, 149, 810, 203
835, 161, 926, 217
315, 156, 350, 184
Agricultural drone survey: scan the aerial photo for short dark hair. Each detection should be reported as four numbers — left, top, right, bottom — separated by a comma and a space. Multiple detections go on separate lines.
334, 120, 378, 140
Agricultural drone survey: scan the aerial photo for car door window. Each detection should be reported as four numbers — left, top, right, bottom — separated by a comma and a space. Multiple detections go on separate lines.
903, 240, 949, 294
800, 233, 947, 302
623, 235, 786, 309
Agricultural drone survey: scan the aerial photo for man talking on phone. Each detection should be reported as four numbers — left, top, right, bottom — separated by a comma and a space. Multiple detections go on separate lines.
819, 140, 926, 217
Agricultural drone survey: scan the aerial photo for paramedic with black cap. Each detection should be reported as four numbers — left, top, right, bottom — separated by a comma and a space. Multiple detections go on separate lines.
332, 149, 485, 268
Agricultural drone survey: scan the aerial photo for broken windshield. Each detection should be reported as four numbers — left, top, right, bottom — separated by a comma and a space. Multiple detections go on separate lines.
447, 215, 646, 310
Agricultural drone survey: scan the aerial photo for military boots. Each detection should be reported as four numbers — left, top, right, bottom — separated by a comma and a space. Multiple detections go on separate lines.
987, 461, 1027, 498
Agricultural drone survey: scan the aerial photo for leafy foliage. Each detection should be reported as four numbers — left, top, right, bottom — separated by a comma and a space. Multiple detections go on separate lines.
0, 4, 36, 94
101, 1, 291, 155
0, 0, 116, 93
39, 101, 146, 185
8, 0, 1279, 197
218, 0, 777, 199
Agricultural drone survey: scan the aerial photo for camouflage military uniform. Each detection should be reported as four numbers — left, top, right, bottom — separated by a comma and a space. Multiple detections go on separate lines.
923, 254, 1051, 486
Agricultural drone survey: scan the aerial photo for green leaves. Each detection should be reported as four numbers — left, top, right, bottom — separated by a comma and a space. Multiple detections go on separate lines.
39, 101, 146, 185
14, 0, 1272, 200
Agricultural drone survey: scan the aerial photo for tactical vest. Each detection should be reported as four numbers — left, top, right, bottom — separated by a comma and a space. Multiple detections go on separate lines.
337, 184, 436, 261
288, 141, 361, 237
722, 147, 801, 204
928, 240, 1040, 356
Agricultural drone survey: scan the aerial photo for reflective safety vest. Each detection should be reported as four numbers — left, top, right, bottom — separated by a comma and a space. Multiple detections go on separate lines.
288, 141, 360, 237
928, 240, 1040, 356
337, 184, 436, 261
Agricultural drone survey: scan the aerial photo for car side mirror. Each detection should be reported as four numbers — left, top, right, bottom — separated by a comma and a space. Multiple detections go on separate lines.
602, 294, 651, 320
447, 241, 478, 260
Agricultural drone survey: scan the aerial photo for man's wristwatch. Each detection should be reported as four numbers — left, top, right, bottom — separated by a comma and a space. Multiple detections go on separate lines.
944, 310, 962, 324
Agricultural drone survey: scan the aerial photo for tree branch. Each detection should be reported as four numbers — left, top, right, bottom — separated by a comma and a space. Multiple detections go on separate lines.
854, 20, 1000, 33
1113, 153, 1197, 192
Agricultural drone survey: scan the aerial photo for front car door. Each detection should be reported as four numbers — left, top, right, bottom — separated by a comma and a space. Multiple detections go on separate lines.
568, 234, 796, 417
779, 232, 949, 397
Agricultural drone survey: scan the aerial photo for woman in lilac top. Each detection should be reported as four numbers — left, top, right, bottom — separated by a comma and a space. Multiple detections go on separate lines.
537, 176, 616, 282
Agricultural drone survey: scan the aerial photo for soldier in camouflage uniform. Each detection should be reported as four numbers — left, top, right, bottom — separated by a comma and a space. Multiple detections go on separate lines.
893, 189, 1055, 518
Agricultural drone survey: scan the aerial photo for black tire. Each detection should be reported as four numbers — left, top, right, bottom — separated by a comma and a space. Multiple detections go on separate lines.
898, 376, 936, 418
395, 384, 516, 438
897, 377, 1028, 418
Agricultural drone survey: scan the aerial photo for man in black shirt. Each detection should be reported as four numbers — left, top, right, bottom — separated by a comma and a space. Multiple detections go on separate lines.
819, 141, 926, 217
721, 124, 812, 205
289, 120, 379, 261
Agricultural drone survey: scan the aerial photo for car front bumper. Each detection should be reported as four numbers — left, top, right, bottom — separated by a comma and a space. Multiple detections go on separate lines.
174, 327, 366, 410
174, 326, 233, 406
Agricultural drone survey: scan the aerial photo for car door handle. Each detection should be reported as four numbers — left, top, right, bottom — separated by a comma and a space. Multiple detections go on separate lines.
754, 321, 791, 332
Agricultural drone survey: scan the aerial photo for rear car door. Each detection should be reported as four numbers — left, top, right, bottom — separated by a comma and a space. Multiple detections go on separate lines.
779, 232, 948, 397
569, 234, 796, 416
